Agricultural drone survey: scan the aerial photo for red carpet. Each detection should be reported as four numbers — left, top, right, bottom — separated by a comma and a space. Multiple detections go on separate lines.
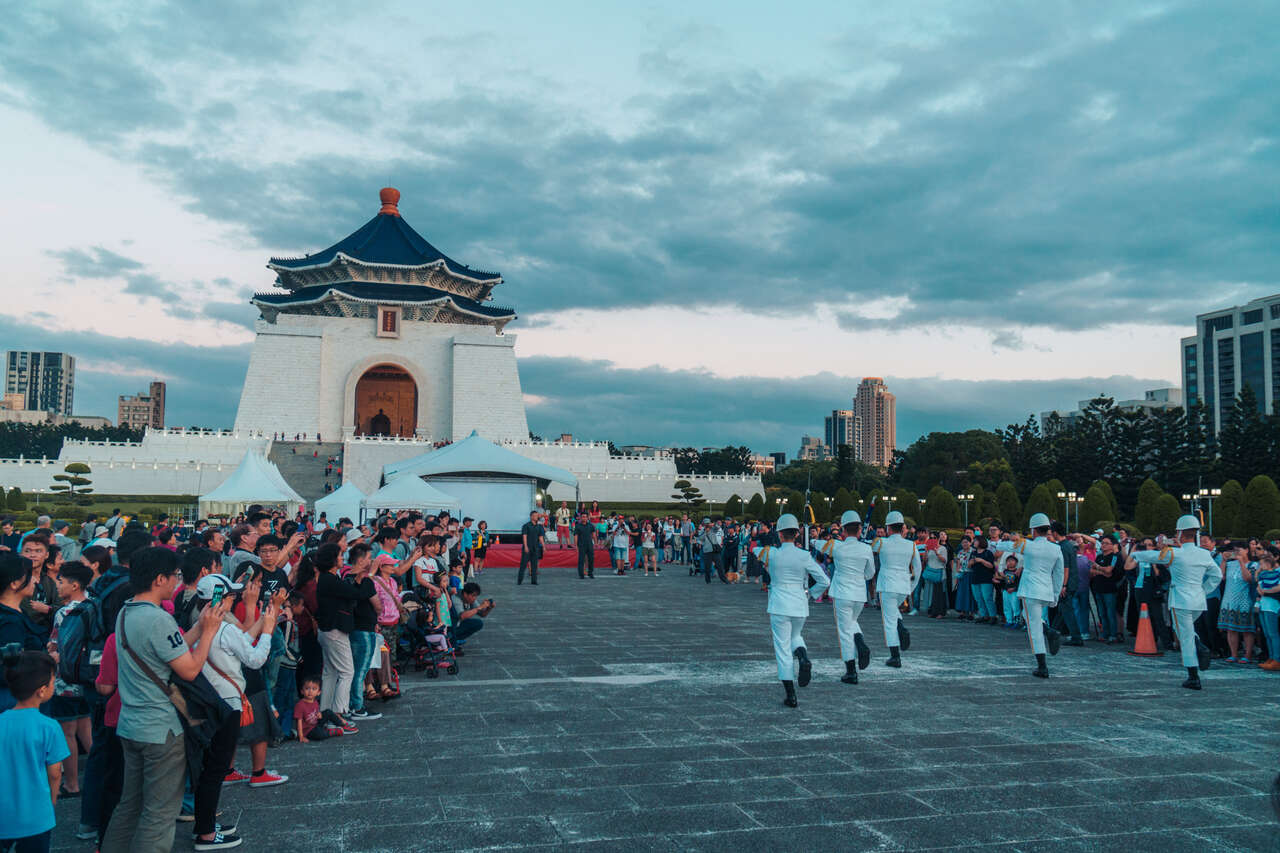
482, 542, 616, 568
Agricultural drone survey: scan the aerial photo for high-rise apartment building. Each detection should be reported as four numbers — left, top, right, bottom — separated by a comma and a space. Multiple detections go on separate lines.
797, 435, 829, 461
854, 377, 896, 469
4, 351, 75, 415
824, 409, 861, 454
118, 381, 166, 431
1181, 294, 1280, 434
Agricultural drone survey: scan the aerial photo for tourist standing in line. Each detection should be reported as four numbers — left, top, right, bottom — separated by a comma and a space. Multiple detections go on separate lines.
872, 511, 919, 668
1128, 515, 1221, 690
829, 511, 875, 684
680, 515, 694, 565
755, 513, 829, 708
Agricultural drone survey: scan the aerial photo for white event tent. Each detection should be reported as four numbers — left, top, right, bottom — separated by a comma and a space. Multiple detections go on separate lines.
382, 431, 577, 533
198, 451, 305, 516
313, 481, 366, 525
362, 475, 461, 518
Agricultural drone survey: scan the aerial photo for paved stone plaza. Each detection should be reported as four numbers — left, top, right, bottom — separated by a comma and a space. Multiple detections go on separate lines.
55, 565, 1278, 851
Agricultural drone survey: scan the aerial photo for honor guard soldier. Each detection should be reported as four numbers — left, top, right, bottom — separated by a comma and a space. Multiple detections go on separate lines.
829, 511, 876, 683
1017, 513, 1065, 678
1128, 515, 1222, 689
872, 510, 920, 668
755, 513, 830, 707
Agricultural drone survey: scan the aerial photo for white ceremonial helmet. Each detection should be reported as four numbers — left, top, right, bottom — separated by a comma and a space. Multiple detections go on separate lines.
1175, 514, 1201, 532
776, 513, 801, 531
1028, 512, 1051, 529
840, 510, 862, 526
885, 510, 904, 525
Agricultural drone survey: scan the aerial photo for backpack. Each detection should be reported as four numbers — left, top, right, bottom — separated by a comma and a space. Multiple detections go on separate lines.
58, 570, 131, 688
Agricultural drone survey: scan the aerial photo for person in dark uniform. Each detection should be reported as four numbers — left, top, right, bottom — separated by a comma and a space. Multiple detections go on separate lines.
574, 512, 596, 579
518, 511, 541, 585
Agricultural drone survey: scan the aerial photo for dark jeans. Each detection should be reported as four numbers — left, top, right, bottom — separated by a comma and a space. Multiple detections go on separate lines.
577, 543, 594, 577
927, 580, 947, 616
518, 550, 539, 584
1127, 584, 1170, 647
1195, 596, 1225, 654
453, 617, 484, 644
0, 830, 51, 853
80, 694, 109, 831
95, 725, 124, 847
700, 552, 717, 583
193, 716, 239, 837
273, 667, 299, 736
1055, 588, 1082, 639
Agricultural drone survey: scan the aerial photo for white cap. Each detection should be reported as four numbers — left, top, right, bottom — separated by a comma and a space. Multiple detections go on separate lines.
94, 525, 110, 537
1028, 512, 1051, 529
885, 510, 904, 525
1175, 514, 1201, 532
195, 573, 243, 600
776, 513, 801, 531
840, 510, 862, 526
345, 528, 364, 544
88, 537, 116, 549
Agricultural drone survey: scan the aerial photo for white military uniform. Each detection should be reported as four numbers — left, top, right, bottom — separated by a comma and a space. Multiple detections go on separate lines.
756, 542, 830, 680
829, 537, 876, 662
873, 534, 920, 647
1129, 542, 1222, 668
1016, 536, 1065, 655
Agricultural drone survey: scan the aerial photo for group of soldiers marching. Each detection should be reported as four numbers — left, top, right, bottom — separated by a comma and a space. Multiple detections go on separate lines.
756, 510, 1223, 707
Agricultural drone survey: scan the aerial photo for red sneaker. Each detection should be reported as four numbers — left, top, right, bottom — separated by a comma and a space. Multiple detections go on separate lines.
341, 722, 359, 734
248, 770, 289, 788
222, 770, 251, 785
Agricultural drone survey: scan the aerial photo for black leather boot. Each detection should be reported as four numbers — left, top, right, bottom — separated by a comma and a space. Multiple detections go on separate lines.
854, 632, 870, 670
885, 646, 901, 668
898, 623, 911, 652
841, 660, 858, 684
1182, 666, 1202, 690
1033, 653, 1049, 678
782, 680, 798, 707
1046, 627, 1061, 656
1195, 638, 1212, 671
794, 646, 812, 687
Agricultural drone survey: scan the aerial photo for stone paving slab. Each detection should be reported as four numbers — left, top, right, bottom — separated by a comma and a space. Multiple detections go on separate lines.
49, 563, 1279, 851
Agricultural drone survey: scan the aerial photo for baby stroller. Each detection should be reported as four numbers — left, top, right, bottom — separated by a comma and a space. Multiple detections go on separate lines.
400, 590, 459, 678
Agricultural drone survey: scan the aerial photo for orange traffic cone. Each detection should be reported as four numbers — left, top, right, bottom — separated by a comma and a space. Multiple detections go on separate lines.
1127, 603, 1163, 656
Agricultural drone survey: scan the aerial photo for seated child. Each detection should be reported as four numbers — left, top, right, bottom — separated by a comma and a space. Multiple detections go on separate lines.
293, 676, 349, 742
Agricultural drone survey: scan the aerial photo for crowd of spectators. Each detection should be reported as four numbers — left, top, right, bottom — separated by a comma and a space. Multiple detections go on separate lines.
0, 504, 497, 852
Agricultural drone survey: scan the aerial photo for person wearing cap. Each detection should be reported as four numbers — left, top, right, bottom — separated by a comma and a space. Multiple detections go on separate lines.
1127, 516, 1221, 689
1016, 513, 1065, 679
696, 518, 723, 584
872, 510, 920, 668
754, 513, 829, 708
829, 511, 876, 684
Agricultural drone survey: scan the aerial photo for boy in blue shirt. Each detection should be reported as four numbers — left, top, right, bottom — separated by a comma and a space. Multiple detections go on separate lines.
0, 646, 69, 853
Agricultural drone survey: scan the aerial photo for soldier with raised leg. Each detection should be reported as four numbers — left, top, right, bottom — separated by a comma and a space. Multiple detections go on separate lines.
756, 513, 830, 707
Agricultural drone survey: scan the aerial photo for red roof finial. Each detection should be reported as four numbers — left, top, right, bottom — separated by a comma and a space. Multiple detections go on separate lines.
379, 187, 401, 216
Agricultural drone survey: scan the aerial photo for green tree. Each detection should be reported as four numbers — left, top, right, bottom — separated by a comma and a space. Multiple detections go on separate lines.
1022, 484, 1056, 530
1090, 480, 1120, 522
1079, 483, 1114, 532
979, 491, 999, 522
1133, 478, 1164, 536
1217, 387, 1271, 484
0, 487, 7, 510
1044, 479, 1066, 499
890, 429, 1011, 495
1239, 475, 1280, 537
724, 494, 742, 518
1216, 479, 1244, 538
1152, 493, 1182, 535
994, 482, 1022, 529
671, 480, 705, 507
784, 490, 806, 519
745, 493, 764, 519
924, 486, 961, 529
808, 490, 830, 523
51, 462, 93, 496
832, 487, 856, 520
7, 487, 26, 511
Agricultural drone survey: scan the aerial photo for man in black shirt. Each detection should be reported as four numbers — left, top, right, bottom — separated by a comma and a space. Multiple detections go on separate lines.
574, 512, 597, 579
519, 511, 541, 585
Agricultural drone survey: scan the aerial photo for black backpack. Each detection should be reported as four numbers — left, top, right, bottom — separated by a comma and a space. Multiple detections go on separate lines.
58, 570, 131, 688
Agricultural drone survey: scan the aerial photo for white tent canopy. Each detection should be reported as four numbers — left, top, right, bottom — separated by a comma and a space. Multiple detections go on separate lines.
198, 451, 305, 516
384, 430, 578, 487
363, 475, 461, 516
314, 481, 366, 524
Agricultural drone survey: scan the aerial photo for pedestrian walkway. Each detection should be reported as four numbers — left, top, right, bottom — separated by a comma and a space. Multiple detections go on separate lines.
51, 565, 1278, 852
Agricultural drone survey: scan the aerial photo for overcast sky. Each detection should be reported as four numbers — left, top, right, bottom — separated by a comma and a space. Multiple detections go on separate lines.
2, 1, 1275, 454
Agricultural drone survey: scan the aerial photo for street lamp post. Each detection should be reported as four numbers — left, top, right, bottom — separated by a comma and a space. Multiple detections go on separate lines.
1067, 491, 1078, 532
1198, 488, 1221, 535
1056, 490, 1068, 523
775, 497, 784, 520
959, 494, 974, 527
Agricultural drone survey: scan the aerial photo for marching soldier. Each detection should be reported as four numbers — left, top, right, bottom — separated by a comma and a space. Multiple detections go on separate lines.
755, 513, 830, 707
872, 510, 920, 668
1016, 513, 1065, 678
1128, 515, 1222, 689
829, 510, 876, 683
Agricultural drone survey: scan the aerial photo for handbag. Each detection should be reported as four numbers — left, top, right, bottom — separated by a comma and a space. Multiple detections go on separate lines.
118, 607, 235, 748
206, 659, 255, 726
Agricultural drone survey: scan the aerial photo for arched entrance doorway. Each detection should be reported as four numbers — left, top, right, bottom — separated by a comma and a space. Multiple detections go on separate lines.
354, 364, 418, 437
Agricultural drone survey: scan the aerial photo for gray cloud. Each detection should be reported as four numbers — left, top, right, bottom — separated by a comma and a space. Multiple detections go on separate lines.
6, 3, 1280, 331
47, 247, 144, 279
201, 301, 257, 330
519, 356, 1167, 453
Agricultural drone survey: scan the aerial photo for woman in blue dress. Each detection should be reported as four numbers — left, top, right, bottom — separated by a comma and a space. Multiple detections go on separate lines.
1217, 542, 1257, 663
